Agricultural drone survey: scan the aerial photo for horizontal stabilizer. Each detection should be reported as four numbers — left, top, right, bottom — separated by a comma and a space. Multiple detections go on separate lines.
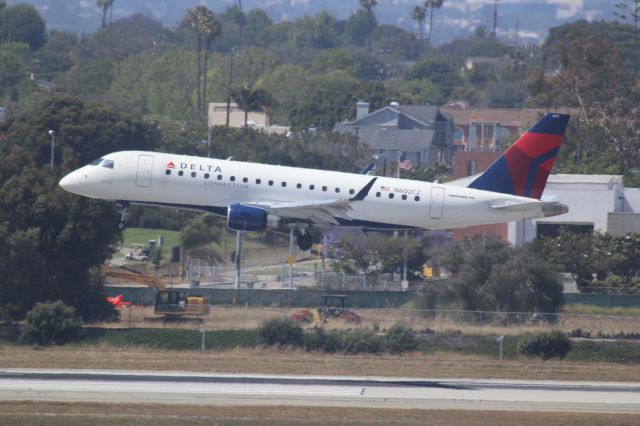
490, 200, 568, 218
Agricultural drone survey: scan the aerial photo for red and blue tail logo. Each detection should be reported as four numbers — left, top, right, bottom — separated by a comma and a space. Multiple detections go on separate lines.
468, 113, 570, 199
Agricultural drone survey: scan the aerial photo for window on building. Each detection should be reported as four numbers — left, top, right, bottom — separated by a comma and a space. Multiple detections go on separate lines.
467, 160, 477, 176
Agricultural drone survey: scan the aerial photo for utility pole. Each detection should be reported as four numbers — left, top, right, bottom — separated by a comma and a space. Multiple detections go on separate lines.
225, 53, 235, 127
48, 130, 55, 170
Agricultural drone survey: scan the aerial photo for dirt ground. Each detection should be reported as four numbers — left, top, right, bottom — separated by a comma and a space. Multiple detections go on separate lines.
0, 402, 638, 426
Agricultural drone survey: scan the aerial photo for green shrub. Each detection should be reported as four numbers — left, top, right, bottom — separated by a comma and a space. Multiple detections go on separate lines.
20, 301, 83, 346
258, 317, 304, 347
517, 330, 572, 360
384, 323, 418, 354
304, 327, 341, 353
340, 328, 383, 354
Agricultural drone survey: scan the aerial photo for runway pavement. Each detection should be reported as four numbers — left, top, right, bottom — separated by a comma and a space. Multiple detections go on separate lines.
0, 368, 639, 413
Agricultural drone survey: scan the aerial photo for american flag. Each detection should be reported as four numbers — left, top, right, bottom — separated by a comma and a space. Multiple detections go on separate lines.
399, 159, 413, 171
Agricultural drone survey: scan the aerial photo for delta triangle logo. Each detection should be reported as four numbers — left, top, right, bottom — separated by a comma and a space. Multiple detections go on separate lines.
166, 162, 176, 169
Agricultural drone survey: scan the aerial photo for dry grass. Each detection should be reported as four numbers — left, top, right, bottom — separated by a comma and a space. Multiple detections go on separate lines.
1, 345, 640, 382
97, 306, 640, 336
0, 402, 638, 425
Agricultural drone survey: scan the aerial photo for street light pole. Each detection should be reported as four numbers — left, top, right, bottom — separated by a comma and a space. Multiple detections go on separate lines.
48, 130, 55, 170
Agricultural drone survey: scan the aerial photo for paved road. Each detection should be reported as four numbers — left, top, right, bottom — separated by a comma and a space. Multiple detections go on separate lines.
1, 369, 639, 413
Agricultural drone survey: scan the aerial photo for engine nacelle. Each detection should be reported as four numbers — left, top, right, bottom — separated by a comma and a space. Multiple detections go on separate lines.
227, 204, 281, 231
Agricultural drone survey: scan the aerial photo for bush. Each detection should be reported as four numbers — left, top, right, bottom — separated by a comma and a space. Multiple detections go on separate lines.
340, 328, 383, 355
20, 301, 83, 346
303, 327, 340, 353
384, 323, 418, 354
517, 330, 572, 360
258, 317, 304, 347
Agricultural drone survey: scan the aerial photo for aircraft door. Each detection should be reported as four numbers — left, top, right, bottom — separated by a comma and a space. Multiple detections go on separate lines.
136, 154, 153, 188
429, 187, 444, 219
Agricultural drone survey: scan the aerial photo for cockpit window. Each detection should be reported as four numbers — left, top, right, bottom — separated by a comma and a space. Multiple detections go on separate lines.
102, 159, 114, 169
89, 158, 104, 166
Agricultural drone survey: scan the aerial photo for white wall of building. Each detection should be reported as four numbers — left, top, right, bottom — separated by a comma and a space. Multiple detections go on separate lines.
507, 174, 638, 246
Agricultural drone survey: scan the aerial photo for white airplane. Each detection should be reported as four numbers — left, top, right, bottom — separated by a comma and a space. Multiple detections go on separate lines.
59, 113, 570, 250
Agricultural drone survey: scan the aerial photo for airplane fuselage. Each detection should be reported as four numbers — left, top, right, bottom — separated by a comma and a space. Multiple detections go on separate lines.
59, 151, 561, 231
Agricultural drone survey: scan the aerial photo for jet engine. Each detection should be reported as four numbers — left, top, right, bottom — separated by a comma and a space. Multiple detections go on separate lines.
227, 204, 280, 231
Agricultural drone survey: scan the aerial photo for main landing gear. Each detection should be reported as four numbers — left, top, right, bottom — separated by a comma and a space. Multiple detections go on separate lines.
295, 229, 314, 251
115, 200, 129, 230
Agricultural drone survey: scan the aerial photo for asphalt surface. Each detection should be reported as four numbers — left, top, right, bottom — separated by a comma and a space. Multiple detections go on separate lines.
1, 369, 639, 413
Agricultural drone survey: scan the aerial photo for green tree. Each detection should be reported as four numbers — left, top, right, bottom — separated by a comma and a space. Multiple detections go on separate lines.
35, 31, 78, 74
0, 42, 30, 102
231, 83, 276, 126
0, 96, 158, 321
405, 58, 462, 97
20, 301, 83, 346
180, 213, 223, 268
0, 3, 46, 50
436, 236, 563, 313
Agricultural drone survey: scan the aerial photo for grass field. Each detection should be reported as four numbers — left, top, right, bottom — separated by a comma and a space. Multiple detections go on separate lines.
0, 402, 638, 426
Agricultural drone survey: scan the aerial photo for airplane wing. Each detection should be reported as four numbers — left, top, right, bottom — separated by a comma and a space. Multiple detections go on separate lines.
242, 177, 377, 227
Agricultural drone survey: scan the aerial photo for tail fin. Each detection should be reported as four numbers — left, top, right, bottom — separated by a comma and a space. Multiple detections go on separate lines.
468, 113, 570, 199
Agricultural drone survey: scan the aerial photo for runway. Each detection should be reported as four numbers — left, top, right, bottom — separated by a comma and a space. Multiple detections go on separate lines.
1, 369, 639, 413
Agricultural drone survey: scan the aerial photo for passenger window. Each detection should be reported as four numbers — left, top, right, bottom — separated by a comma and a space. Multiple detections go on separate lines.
297, 183, 302, 189
402, 194, 407, 200
191, 172, 196, 178
281, 182, 287, 187
376, 192, 381, 197
322, 186, 327, 192
414, 196, 420, 202
268, 180, 274, 186
165, 170, 171, 175
389, 193, 394, 199
217, 175, 222, 180
309, 185, 315, 190
204, 173, 210, 179
178, 171, 184, 176
349, 189, 355, 195
230, 176, 236, 182
256, 179, 261, 184
335, 188, 340, 193
243, 177, 248, 183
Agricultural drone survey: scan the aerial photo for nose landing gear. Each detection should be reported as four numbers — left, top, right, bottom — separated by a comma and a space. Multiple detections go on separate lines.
115, 200, 129, 230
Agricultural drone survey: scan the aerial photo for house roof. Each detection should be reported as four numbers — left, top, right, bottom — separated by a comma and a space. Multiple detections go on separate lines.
352, 104, 442, 128
357, 128, 435, 150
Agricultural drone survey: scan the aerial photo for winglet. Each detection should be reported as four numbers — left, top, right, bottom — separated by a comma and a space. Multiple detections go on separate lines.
351, 177, 377, 201
360, 163, 375, 175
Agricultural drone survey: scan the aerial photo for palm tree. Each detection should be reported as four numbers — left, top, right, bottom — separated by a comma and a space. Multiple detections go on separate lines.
425, 0, 444, 45
180, 214, 223, 274
183, 6, 221, 114
231, 83, 276, 127
411, 5, 427, 41
359, 0, 378, 56
201, 12, 222, 112
96, 0, 113, 28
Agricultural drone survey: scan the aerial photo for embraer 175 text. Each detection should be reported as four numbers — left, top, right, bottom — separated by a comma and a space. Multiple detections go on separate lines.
59, 113, 570, 250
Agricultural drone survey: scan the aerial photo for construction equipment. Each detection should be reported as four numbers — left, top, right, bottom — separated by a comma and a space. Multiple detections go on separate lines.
102, 265, 209, 318
291, 294, 361, 324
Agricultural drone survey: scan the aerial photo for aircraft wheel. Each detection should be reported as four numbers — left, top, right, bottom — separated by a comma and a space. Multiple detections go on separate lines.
296, 233, 313, 251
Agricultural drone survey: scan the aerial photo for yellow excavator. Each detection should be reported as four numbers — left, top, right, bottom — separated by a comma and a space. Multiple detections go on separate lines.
102, 265, 210, 318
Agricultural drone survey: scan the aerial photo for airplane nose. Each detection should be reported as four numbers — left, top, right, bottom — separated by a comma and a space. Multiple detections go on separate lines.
59, 172, 82, 193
